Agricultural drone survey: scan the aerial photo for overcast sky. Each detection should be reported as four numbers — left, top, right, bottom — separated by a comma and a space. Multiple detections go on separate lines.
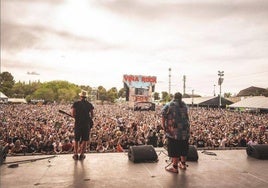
1, 0, 268, 96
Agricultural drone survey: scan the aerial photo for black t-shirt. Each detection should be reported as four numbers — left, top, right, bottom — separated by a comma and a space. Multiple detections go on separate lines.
72, 99, 94, 126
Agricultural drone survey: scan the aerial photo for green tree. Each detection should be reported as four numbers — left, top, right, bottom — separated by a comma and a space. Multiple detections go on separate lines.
26, 81, 42, 97
107, 87, 118, 103
12, 81, 42, 98
224, 92, 232, 98
27, 80, 79, 102
58, 88, 77, 102
161, 91, 171, 102
32, 87, 55, 101
153, 92, 160, 100
42, 80, 80, 101
0, 71, 15, 97
12, 81, 25, 98
97, 86, 107, 102
118, 87, 126, 98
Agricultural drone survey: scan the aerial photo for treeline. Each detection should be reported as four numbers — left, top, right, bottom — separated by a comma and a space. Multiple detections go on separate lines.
0, 71, 168, 103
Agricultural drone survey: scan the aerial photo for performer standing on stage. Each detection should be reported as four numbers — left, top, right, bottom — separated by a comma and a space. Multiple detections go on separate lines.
71, 90, 94, 160
161, 92, 190, 173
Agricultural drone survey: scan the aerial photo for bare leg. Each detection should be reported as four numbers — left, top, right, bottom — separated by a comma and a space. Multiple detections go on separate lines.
179, 156, 187, 169
74, 141, 79, 155
72, 141, 79, 160
165, 157, 179, 173
80, 141, 87, 155
172, 157, 179, 167
180, 156, 186, 163
78, 141, 87, 160
78, 141, 83, 153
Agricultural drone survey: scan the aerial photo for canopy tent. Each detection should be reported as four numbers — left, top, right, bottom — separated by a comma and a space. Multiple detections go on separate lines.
0, 92, 8, 103
182, 96, 233, 107
229, 96, 268, 112
8, 98, 27, 104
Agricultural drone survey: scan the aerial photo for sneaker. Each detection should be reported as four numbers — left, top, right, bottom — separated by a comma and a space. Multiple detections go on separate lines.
79, 154, 86, 160
72, 154, 78, 160
179, 162, 187, 170
165, 166, 178, 174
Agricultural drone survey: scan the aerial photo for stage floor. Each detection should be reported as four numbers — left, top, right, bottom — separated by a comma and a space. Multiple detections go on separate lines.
1, 149, 268, 188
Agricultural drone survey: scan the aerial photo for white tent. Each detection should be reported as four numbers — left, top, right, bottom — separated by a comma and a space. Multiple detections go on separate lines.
229, 96, 268, 110
182, 96, 233, 107
183, 96, 215, 105
0, 92, 8, 103
8, 98, 27, 104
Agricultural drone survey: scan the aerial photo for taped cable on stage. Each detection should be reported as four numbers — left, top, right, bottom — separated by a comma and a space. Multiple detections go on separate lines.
3, 155, 57, 167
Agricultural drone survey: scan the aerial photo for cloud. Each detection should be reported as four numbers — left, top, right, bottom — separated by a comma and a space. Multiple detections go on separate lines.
1, 0, 268, 95
96, 0, 268, 21
1, 22, 123, 53
27, 71, 40, 75
1, 23, 40, 51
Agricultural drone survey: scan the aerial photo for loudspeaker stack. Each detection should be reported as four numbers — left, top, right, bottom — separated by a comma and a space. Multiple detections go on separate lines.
187, 145, 198, 161
128, 145, 158, 163
246, 144, 268, 159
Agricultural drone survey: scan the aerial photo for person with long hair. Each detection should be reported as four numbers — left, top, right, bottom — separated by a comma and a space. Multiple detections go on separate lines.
162, 92, 190, 173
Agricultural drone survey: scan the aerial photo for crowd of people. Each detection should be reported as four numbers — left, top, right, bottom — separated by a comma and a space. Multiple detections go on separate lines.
0, 103, 267, 156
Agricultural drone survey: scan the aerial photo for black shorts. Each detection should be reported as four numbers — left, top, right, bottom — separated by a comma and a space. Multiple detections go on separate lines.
167, 137, 189, 157
74, 124, 90, 142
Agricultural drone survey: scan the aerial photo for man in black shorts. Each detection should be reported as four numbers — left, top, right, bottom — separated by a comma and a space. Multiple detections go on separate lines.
162, 92, 190, 173
71, 90, 94, 160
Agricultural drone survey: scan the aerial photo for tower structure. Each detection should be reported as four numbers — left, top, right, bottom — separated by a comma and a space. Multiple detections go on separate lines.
183, 75, 186, 95
168, 68, 171, 95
